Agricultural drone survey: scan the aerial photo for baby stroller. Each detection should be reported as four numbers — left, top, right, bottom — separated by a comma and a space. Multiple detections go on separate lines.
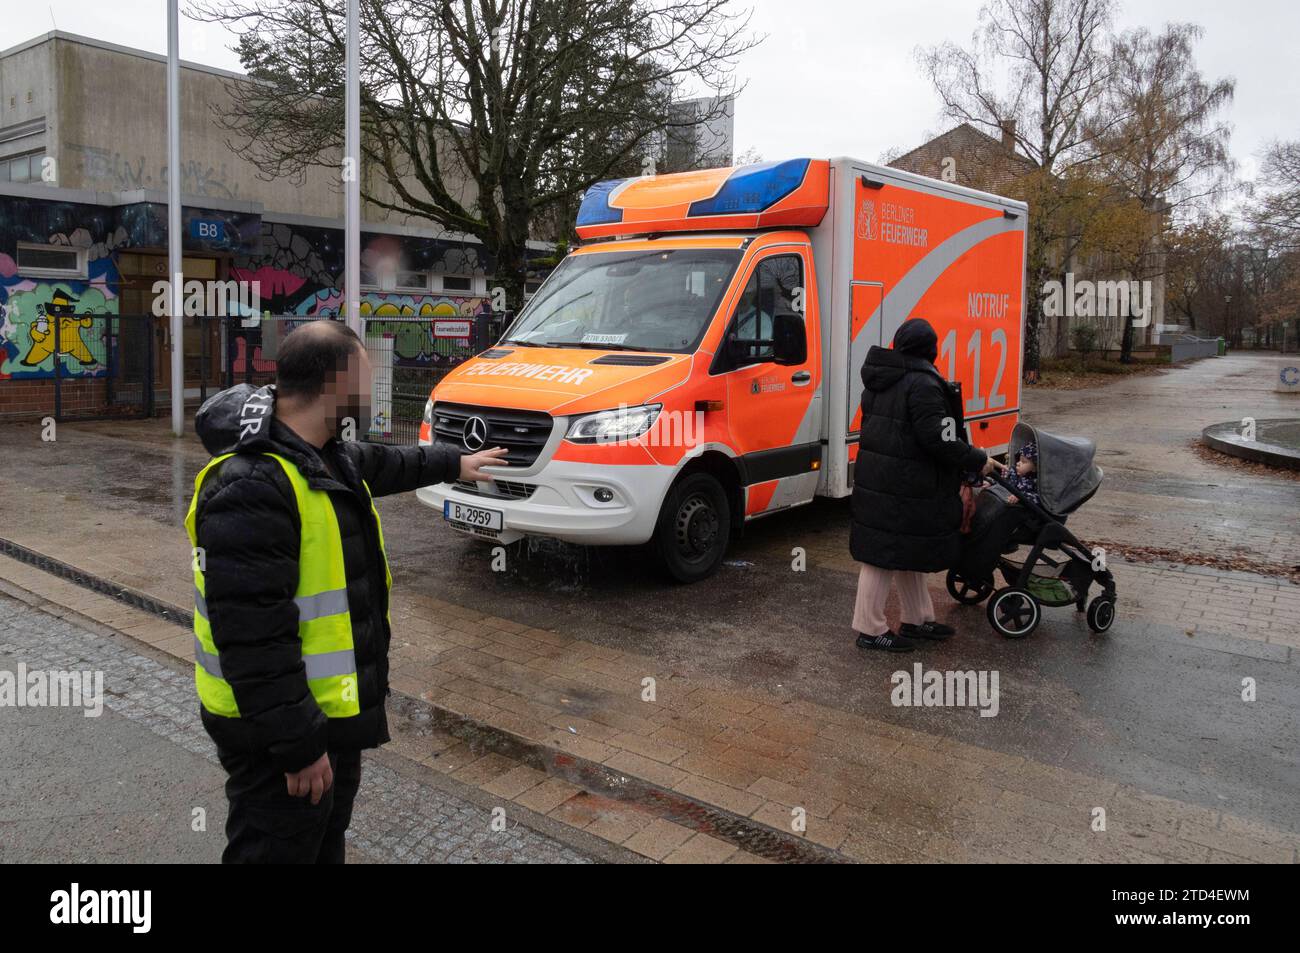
947, 422, 1117, 639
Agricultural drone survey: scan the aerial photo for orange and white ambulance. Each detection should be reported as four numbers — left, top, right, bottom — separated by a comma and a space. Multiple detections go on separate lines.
417, 157, 1027, 581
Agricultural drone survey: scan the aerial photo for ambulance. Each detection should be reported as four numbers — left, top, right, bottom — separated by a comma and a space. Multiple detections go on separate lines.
416, 157, 1027, 582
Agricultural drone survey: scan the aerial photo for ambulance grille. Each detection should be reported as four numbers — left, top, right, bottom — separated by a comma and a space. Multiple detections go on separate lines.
431, 403, 553, 467
453, 479, 538, 501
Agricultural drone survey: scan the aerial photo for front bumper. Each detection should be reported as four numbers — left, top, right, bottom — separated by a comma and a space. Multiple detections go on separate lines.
416, 458, 676, 546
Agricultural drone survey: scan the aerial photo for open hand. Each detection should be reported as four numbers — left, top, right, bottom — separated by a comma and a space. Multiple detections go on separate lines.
460, 447, 510, 481
981, 457, 1005, 476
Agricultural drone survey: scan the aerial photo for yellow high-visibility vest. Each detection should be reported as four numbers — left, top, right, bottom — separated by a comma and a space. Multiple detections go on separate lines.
183, 451, 392, 720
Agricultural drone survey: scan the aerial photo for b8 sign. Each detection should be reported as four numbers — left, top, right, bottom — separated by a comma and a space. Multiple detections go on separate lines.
190, 219, 226, 242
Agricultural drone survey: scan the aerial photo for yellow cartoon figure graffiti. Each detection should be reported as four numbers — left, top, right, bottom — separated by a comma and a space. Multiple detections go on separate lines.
22, 290, 99, 367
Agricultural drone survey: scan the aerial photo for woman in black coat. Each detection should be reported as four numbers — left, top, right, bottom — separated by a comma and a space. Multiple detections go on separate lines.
850, 318, 1002, 652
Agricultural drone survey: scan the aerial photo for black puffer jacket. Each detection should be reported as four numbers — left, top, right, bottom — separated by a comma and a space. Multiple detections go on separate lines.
850, 320, 987, 572
191, 384, 462, 772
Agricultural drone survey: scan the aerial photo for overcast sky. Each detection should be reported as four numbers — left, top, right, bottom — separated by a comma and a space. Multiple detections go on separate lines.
8, 0, 1298, 184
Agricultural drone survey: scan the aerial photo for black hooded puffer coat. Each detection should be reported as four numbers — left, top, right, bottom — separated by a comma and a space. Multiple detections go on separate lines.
849, 319, 988, 572
190, 384, 463, 772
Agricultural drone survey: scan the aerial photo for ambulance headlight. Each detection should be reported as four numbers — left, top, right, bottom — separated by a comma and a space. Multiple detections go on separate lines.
566, 404, 661, 444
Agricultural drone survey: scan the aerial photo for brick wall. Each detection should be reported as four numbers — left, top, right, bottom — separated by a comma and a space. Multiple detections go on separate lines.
0, 377, 119, 419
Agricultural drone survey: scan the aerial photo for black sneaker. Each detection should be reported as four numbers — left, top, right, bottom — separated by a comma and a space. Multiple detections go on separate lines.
899, 621, 956, 640
855, 630, 917, 653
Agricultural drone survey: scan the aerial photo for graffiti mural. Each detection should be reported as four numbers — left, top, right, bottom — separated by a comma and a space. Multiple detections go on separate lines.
0, 253, 119, 380
229, 220, 504, 369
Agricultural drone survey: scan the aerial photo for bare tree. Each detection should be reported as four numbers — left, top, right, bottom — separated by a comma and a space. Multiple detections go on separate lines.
190, 0, 759, 309
1165, 216, 1231, 332
1092, 23, 1234, 361
917, 0, 1117, 377
1249, 139, 1300, 246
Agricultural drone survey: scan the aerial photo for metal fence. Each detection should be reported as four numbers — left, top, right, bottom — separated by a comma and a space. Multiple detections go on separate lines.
1168, 334, 1224, 362
223, 313, 507, 444
43, 312, 508, 442
47, 314, 154, 421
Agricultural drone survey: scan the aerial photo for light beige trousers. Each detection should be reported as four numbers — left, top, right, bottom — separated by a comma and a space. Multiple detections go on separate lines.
852, 563, 935, 635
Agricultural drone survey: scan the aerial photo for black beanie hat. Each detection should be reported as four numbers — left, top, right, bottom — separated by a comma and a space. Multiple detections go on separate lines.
893, 318, 939, 362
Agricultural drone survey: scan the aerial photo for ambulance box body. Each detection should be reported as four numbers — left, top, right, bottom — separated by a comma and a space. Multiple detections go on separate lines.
417, 158, 1027, 581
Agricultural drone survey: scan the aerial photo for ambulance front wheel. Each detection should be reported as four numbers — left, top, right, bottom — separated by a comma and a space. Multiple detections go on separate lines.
654, 472, 731, 584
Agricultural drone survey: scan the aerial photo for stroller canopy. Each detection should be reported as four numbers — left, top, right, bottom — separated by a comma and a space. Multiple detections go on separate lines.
1009, 422, 1103, 517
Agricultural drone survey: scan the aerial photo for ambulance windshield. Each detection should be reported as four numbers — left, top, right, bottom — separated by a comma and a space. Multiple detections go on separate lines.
505, 248, 742, 353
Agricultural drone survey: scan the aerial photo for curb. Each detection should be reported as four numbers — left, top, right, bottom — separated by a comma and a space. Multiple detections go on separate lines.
1201, 419, 1300, 471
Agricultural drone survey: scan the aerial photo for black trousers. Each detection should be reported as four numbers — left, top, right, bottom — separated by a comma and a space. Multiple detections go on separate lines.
216, 747, 363, 864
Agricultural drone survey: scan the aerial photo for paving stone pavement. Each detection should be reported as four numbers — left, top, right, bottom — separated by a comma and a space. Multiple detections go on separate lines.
0, 594, 597, 864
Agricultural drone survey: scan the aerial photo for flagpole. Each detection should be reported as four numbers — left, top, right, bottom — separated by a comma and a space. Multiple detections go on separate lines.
344, 0, 361, 337
167, 0, 184, 435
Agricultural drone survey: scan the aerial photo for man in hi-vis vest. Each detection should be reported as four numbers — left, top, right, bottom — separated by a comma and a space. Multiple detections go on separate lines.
186, 321, 507, 863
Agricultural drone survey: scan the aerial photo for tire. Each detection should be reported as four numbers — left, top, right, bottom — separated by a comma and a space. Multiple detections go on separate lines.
1086, 596, 1116, 633
946, 570, 993, 605
653, 472, 731, 584
986, 587, 1041, 639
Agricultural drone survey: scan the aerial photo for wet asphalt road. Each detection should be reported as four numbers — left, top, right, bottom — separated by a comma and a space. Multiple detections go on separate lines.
4, 353, 1298, 833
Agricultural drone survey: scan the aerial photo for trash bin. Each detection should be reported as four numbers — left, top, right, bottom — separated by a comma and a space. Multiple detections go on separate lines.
1217, 337, 1226, 356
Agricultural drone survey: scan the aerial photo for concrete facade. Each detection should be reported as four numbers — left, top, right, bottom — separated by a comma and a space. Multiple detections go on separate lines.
0, 32, 532, 419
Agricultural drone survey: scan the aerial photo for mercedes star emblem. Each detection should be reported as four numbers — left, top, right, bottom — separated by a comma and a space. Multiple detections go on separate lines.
462, 415, 489, 452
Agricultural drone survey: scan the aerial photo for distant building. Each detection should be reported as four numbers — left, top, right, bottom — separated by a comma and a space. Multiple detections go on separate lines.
889, 121, 1036, 194
889, 122, 1164, 359
664, 95, 734, 172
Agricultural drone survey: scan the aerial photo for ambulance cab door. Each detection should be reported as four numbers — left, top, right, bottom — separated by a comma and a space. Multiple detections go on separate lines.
714, 249, 821, 518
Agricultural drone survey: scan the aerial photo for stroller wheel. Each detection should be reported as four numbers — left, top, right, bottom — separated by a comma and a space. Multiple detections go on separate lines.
1086, 596, 1116, 633
987, 587, 1041, 639
946, 570, 993, 605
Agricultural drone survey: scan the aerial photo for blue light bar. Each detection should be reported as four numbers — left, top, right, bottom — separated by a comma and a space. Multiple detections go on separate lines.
687, 158, 812, 217
576, 178, 628, 228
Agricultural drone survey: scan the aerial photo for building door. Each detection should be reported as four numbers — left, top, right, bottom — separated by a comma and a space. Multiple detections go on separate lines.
117, 252, 224, 405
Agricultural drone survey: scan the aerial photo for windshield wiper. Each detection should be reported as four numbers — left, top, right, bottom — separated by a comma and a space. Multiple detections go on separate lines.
502, 339, 545, 347
542, 341, 652, 352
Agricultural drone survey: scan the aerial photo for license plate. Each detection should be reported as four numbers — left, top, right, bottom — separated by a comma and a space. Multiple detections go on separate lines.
443, 500, 504, 532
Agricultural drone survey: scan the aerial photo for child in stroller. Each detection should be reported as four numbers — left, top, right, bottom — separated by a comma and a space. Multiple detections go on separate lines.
947, 422, 1118, 639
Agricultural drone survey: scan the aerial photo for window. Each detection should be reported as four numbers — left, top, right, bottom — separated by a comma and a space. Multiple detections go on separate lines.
16, 242, 87, 278
2, 152, 46, 184
395, 270, 429, 291
505, 248, 742, 353
728, 254, 803, 364
439, 274, 473, 293
360, 268, 429, 292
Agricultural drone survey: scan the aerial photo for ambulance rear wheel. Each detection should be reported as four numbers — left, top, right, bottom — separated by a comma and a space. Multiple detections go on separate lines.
654, 472, 730, 584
